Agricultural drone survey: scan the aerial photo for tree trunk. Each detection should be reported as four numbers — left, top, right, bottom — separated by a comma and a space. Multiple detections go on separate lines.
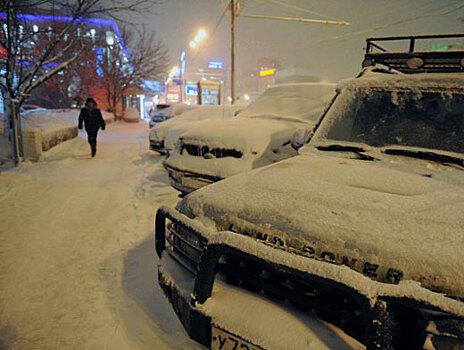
7, 99, 21, 166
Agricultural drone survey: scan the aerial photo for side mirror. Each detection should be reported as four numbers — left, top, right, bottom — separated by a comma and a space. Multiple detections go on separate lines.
291, 128, 311, 150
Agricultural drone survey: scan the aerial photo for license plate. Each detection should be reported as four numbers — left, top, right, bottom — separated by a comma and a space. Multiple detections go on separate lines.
211, 326, 262, 350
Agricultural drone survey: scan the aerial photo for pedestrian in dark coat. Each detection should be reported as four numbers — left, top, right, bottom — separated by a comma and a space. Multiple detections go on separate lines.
78, 98, 106, 157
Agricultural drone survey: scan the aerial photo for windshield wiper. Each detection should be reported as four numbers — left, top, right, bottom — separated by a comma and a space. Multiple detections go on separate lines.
384, 149, 464, 168
317, 144, 375, 161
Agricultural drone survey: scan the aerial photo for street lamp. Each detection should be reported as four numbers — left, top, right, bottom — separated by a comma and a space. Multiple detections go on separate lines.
181, 29, 207, 103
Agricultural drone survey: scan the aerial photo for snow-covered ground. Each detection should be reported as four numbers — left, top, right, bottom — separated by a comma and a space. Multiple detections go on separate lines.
0, 121, 203, 349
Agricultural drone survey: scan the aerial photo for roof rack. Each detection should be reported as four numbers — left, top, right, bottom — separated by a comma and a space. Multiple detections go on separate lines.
362, 33, 464, 73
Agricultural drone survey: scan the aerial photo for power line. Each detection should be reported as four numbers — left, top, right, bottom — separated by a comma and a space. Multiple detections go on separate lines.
303, 2, 464, 48
261, 0, 338, 20
235, 1, 464, 49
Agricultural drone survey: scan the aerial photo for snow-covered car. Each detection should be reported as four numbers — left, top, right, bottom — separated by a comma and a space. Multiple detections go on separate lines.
164, 82, 336, 195
155, 34, 464, 350
148, 103, 194, 128
149, 105, 243, 155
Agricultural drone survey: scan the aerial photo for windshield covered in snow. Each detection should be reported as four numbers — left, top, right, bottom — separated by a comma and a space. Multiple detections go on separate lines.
238, 83, 335, 123
315, 88, 464, 154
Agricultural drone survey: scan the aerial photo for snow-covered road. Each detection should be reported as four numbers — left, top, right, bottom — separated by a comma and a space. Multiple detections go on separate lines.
0, 122, 203, 349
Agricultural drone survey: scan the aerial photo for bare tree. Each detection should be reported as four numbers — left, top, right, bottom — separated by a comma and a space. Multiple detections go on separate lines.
0, 0, 159, 166
97, 25, 169, 118
29, 43, 99, 108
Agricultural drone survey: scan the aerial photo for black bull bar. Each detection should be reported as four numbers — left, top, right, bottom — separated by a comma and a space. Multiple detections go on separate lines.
155, 206, 463, 350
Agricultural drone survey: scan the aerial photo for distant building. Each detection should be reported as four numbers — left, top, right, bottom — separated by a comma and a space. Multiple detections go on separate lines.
0, 12, 130, 113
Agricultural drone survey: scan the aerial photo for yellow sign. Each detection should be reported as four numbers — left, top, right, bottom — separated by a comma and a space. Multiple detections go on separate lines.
167, 93, 180, 101
259, 68, 276, 77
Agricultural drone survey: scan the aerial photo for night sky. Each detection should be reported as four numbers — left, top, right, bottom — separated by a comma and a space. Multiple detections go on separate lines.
142, 0, 463, 83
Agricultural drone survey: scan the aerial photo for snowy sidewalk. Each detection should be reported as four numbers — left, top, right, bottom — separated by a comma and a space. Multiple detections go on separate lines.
0, 122, 202, 349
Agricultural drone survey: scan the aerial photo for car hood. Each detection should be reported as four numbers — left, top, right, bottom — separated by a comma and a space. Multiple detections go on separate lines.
179, 117, 307, 155
165, 119, 218, 151
178, 153, 464, 298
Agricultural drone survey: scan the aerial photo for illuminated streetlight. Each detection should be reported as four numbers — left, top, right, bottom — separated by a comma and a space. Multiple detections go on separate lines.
189, 41, 197, 48
198, 29, 206, 38
194, 35, 201, 43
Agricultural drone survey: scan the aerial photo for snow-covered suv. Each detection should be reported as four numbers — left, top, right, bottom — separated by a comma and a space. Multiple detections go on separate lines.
164, 82, 335, 195
155, 34, 464, 350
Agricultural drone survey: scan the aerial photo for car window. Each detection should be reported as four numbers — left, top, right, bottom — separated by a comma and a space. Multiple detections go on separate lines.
321, 88, 464, 154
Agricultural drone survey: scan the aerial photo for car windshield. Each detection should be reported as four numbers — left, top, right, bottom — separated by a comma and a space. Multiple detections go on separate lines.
317, 88, 464, 154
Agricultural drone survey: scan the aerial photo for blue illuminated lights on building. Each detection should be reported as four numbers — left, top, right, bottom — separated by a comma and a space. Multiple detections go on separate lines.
0, 13, 130, 62
208, 61, 224, 69
95, 47, 104, 77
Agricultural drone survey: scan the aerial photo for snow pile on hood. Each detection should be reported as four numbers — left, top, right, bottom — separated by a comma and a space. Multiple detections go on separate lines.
178, 153, 464, 299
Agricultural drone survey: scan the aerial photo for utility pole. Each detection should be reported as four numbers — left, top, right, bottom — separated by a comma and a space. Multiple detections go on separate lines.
230, 0, 236, 104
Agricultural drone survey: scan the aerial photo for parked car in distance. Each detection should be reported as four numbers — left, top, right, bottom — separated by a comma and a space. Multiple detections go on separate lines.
164, 82, 336, 195
149, 103, 195, 128
149, 105, 243, 155
155, 34, 464, 350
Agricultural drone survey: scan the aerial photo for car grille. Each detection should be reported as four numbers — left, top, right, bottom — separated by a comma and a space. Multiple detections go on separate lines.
180, 143, 242, 158
166, 222, 205, 274
217, 253, 430, 349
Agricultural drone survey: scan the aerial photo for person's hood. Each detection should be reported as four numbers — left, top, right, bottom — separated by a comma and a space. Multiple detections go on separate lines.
177, 153, 464, 298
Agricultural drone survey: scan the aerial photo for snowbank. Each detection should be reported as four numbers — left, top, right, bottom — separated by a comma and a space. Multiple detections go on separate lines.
0, 135, 12, 165
38, 136, 90, 162
23, 108, 115, 124
21, 112, 78, 152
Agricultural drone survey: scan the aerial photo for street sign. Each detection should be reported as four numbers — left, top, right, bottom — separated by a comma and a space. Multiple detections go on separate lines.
167, 93, 180, 102
186, 85, 198, 96
259, 68, 276, 77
